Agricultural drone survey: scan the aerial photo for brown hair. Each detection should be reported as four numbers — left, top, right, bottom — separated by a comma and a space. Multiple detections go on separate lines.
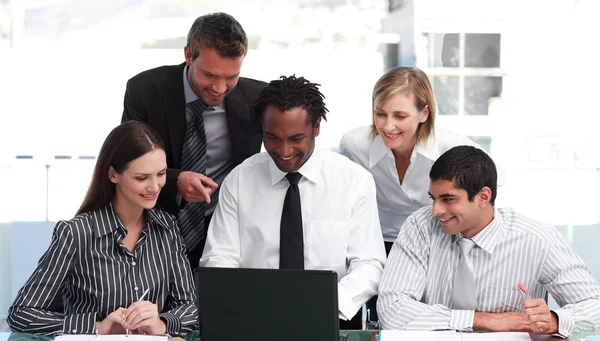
76, 121, 164, 215
186, 12, 248, 59
370, 67, 437, 144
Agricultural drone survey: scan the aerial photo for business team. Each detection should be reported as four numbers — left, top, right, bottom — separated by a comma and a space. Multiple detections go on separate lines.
7, 11, 600, 338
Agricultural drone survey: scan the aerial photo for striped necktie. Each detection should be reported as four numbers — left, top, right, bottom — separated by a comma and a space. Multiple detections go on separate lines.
178, 99, 208, 255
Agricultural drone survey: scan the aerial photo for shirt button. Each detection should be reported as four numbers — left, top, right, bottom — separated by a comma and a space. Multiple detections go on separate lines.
134, 287, 139, 291
72, 329, 77, 333
132, 262, 136, 266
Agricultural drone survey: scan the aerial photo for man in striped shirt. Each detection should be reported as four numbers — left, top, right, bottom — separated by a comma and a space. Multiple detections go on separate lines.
378, 145, 600, 337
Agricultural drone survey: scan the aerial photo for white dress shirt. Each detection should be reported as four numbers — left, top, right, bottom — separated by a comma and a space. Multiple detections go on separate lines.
378, 206, 600, 337
200, 148, 387, 320
340, 126, 504, 242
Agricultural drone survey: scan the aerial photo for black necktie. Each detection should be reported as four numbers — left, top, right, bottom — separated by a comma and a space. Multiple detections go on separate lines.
279, 172, 304, 270
178, 99, 208, 254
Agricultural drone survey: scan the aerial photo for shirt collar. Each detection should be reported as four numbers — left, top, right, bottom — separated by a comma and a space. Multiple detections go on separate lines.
183, 65, 199, 105
368, 132, 440, 168
268, 148, 322, 186
415, 132, 440, 161
93, 203, 171, 238
451, 207, 503, 256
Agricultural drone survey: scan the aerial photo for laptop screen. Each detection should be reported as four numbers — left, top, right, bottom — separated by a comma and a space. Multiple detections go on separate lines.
195, 267, 340, 341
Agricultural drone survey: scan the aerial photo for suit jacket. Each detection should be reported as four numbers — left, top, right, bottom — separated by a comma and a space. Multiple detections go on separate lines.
122, 62, 266, 215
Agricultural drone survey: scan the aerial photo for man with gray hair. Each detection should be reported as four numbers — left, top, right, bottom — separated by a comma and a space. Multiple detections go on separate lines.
122, 13, 266, 268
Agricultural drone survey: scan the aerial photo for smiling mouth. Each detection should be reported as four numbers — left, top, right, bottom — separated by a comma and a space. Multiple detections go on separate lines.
439, 216, 455, 225
206, 89, 224, 97
383, 132, 401, 139
278, 154, 297, 161
141, 193, 157, 200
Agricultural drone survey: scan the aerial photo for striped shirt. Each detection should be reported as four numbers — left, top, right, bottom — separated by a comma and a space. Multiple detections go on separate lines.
378, 206, 600, 337
7, 204, 198, 336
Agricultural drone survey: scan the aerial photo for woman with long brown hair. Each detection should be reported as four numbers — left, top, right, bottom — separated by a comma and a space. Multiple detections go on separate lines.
8, 121, 198, 336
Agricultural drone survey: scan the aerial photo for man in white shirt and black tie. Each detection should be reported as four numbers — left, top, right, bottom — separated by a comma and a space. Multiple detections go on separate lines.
200, 75, 387, 329
378, 145, 600, 337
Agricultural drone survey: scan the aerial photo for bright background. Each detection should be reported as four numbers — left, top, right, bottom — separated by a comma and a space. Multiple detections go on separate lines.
0, 0, 599, 324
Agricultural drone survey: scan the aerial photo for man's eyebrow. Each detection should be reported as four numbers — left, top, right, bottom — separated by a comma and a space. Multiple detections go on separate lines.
428, 192, 456, 198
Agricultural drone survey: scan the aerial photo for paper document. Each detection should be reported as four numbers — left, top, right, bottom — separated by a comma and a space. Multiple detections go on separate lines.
55, 335, 170, 341
379, 330, 531, 341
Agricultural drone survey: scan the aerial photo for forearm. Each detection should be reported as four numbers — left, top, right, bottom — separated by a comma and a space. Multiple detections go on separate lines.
8, 306, 97, 335
553, 298, 600, 336
160, 303, 198, 337
378, 294, 474, 331
338, 261, 382, 320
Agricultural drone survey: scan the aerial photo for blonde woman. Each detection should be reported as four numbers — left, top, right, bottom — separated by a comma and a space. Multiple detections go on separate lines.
341, 67, 500, 254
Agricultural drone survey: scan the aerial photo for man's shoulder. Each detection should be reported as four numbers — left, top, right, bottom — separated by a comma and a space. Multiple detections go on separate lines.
237, 76, 268, 89
410, 205, 437, 224
128, 63, 184, 85
232, 77, 268, 100
321, 149, 373, 181
497, 207, 554, 234
228, 152, 271, 177
239, 151, 270, 166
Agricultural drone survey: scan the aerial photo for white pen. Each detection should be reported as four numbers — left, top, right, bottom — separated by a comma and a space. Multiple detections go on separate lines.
122, 288, 151, 324
138, 288, 150, 301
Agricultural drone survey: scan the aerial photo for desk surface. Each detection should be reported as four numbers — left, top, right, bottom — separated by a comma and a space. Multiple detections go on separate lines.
0, 330, 598, 341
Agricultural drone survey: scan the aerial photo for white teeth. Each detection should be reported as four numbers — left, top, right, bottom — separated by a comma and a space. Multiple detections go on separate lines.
142, 194, 155, 198
384, 132, 400, 138
279, 155, 295, 161
440, 217, 452, 222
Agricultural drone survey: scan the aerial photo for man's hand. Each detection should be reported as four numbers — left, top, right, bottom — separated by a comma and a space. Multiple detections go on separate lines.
96, 308, 127, 335
177, 171, 218, 203
518, 282, 559, 334
122, 301, 167, 335
474, 311, 533, 332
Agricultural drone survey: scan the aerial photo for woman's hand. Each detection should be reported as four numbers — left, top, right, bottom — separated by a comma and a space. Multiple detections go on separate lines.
122, 301, 167, 335
96, 307, 127, 335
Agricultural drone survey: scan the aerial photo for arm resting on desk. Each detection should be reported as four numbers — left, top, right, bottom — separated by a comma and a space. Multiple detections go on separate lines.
377, 214, 474, 331
6, 221, 93, 335
338, 176, 386, 320
541, 233, 600, 337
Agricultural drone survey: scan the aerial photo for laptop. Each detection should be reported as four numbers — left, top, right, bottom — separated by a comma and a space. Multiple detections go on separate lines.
195, 267, 340, 341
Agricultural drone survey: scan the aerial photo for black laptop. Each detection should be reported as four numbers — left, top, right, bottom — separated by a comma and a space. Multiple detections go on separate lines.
195, 267, 340, 341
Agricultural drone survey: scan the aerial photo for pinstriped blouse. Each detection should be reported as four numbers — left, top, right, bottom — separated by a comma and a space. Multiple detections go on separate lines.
7, 203, 198, 336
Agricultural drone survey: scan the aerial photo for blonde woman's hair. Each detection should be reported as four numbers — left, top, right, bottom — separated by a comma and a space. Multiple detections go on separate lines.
370, 67, 436, 144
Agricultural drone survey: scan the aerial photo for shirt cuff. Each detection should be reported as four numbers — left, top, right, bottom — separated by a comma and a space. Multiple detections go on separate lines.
551, 309, 574, 337
159, 312, 181, 336
337, 285, 360, 321
449, 309, 474, 331
63, 312, 97, 334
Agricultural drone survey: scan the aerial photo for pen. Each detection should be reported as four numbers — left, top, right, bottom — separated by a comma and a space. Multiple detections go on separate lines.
122, 289, 151, 324
519, 287, 544, 332
138, 288, 150, 301
518, 287, 528, 301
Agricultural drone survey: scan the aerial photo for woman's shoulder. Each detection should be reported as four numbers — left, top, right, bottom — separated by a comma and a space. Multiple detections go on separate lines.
433, 127, 477, 152
146, 208, 178, 229
340, 126, 373, 157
